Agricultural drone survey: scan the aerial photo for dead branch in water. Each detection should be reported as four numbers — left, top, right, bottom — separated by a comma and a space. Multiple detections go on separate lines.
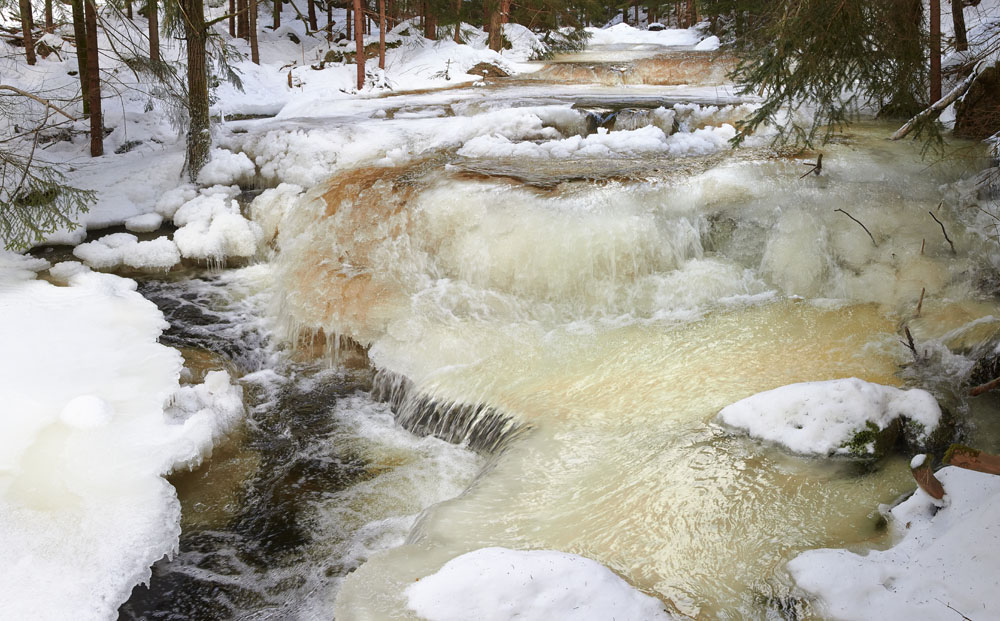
928, 208, 956, 254
970, 375, 1000, 397
900, 325, 921, 362
916, 287, 925, 317
834, 208, 877, 246
799, 153, 823, 179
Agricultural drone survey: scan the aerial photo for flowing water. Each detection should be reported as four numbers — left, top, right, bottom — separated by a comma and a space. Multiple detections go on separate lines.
117, 47, 1000, 620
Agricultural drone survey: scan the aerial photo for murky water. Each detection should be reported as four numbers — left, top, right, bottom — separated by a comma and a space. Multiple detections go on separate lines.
116, 48, 1000, 620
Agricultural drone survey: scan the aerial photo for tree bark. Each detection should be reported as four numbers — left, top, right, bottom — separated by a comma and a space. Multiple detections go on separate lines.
379, 0, 386, 68
229, 0, 236, 36
951, 0, 968, 52
238, 0, 249, 39
346, 6, 351, 39
930, 0, 942, 102
71, 0, 88, 114
307, 0, 318, 31
354, 0, 364, 90
84, 0, 102, 156
181, 0, 210, 180
273, 0, 281, 29
44, 0, 52, 32
633, 0, 638, 26
488, 2, 500, 50
149, 0, 159, 62
19, 0, 36, 66
249, 0, 259, 63
327, 1, 333, 41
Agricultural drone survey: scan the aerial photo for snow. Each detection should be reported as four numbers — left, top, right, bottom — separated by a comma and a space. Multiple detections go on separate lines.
788, 466, 1000, 620
124, 213, 165, 233
196, 148, 257, 187
250, 183, 305, 243
694, 35, 721, 51
73, 233, 181, 271
172, 190, 263, 261
910, 453, 926, 469
0, 266, 243, 620
585, 23, 704, 47
717, 378, 942, 456
457, 124, 737, 160
404, 547, 674, 621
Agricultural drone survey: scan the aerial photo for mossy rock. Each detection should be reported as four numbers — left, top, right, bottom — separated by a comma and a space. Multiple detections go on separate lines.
467, 62, 509, 78
323, 49, 346, 64
904, 407, 955, 454
842, 419, 901, 459
970, 349, 1000, 385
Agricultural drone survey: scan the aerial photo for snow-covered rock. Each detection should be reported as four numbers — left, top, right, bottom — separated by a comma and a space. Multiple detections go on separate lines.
717, 378, 942, 457
405, 547, 674, 621
788, 466, 1000, 620
73, 232, 180, 271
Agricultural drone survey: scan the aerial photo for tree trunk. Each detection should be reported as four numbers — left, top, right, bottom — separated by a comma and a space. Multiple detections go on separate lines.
125, 0, 132, 19
229, 0, 235, 36
181, 0, 210, 180
71, 0, 88, 114
423, 0, 435, 39
327, 1, 333, 41
354, 0, 364, 90
238, 0, 249, 39
633, 0, 638, 26
149, 0, 159, 62
346, 6, 351, 40
500, 0, 509, 26
19, 0, 36, 66
931, 0, 942, 102
44, 0, 52, 32
488, 3, 500, 50
307, 0, 317, 31
249, 0, 259, 63
452, 0, 461, 42
686, 0, 696, 26
379, 0, 386, 68
952, 0, 968, 52
84, 0, 102, 156
273, 0, 280, 29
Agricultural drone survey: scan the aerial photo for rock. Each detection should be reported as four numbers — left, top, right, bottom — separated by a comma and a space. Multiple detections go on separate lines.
954, 62, 1000, 140
467, 62, 508, 78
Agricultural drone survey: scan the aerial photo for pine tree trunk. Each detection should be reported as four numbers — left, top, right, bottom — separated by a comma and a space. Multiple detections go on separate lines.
379, 0, 386, 68
930, 0, 941, 102
273, 0, 280, 29
327, 1, 333, 41
307, 0, 317, 31
686, 0, 696, 27
149, 0, 159, 62
951, 0, 968, 52
488, 2, 500, 50
633, 0, 638, 26
229, 0, 236, 36
182, 0, 210, 180
675, 1, 683, 28
250, 0, 259, 63
84, 0, 102, 156
44, 0, 52, 32
19, 0, 36, 66
354, 0, 364, 90
346, 6, 352, 39
238, 0, 249, 39
500, 0, 509, 26
71, 0, 88, 114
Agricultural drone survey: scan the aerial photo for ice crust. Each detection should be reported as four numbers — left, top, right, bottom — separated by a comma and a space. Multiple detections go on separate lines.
405, 547, 674, 621
718, 378, 942, 456
0, 267, 244, 620
73, 232, 181, 271
788, 466, 1000, 620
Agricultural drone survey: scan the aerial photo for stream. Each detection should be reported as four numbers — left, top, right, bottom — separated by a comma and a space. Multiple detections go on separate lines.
113, 44, 1000, 619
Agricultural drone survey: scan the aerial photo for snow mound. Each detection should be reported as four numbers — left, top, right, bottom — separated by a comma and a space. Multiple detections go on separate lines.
124, 213, 164, 233
457, 124, 736, 160
585, 23, 702, 47
0, 251, 49, 283
73, 233, 180, 271
405, 547, 673, 621
0, 268, 243, 620
788, 466, 1000, 620
172, 190, 263, 261
196, 148, 257, 187
717, 378, 942, 456
694, 35, 720, 51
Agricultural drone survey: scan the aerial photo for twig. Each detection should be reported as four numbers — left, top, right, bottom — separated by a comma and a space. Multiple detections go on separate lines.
916, 287, 925, 317
834, 208, 877, 246
970, 375, 1000, 397
921, 238, 925, 255
929, 208, 957, 254
901, 325, 920, 362
0, 85, 79, 121
799, 152, 823, 179
935, 598, 974, 620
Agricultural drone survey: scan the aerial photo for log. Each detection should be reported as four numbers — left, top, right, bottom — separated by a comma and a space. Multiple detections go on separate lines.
943, 444, 1000, 475
911, 459, 945, 500
891, 70, 978, 140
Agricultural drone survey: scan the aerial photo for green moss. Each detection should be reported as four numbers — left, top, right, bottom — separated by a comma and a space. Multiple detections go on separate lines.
943, 443, 979, 465
842, 419, 900, 459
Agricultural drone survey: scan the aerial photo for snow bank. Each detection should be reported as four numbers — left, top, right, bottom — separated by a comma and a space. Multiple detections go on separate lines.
196, 148, 257, 187
717, 378, 942, 456
585, 23, 703, 47
124, 213, 164, 233
457, 124, 736, 160
73, 232, 181, 271
405, 547, 673, 621
171, 189, 263, 261
0, 267, 243, 620
788, 466, 1000, 620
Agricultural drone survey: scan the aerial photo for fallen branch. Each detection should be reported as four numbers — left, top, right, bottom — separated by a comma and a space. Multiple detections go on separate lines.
835, 208, 877, 246
970, 375, 1000, 396
929, 209, 957, 254
916, 287, 925, 317
0, 85, 79, 121
891, 70, 978, 140
900, 325, 920, 362
943, 444, 1000, 475
911, 460, 945, 500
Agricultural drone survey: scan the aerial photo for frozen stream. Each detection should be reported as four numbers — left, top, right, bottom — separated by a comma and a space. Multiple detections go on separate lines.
112, 48, 1000, 619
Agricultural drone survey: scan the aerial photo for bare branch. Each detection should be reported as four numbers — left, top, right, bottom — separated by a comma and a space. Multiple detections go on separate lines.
0, 85, 79, 121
